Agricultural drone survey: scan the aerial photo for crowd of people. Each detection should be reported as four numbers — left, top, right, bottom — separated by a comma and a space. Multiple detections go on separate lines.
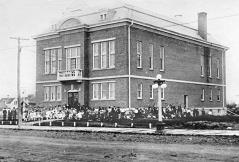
1, 104, 208, 122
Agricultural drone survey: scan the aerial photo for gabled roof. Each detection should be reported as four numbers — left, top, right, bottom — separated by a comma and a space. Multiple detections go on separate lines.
35, 3, 226, 49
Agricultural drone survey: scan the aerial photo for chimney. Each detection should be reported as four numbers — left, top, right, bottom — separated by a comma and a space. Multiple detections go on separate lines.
198, 12, 207, 40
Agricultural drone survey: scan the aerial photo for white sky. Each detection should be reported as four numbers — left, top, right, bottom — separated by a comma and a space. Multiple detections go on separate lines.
0, 0, 239, 103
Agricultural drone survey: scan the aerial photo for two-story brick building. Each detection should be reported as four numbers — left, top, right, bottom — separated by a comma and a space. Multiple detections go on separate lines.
34, 4, 227, 115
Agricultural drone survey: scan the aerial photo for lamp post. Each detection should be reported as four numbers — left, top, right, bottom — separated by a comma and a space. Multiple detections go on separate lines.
152, 74, 167, 122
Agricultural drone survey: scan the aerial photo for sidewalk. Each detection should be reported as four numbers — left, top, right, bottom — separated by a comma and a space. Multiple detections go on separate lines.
0, 125, 239, 136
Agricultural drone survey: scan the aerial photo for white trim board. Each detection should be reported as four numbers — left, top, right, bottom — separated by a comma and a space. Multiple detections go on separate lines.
91, 37, 116, 43
36, 75, 226, 87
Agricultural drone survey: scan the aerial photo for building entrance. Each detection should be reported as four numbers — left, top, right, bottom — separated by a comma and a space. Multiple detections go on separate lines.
68, 92, 79, 108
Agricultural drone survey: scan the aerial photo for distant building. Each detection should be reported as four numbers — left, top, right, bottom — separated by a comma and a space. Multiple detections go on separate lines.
34, 4, 227, 115
0, 98, 17, 109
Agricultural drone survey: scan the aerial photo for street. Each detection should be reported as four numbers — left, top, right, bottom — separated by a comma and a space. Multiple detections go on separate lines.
0, 129, 238, 161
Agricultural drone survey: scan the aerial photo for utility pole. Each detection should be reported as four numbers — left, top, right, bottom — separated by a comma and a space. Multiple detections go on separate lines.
10, 37, 29, 128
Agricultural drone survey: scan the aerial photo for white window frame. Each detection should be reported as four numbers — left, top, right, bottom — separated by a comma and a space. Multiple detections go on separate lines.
50, 86, 56, 101
136, 41, 142, 68
101, 42, 107, 69
93, 43, 100, 70
149, 44, 154, 70
44, 86, 50, 101
58, 48, 62, 71
66, 46, 81, 70
137, 83, 143, 99
150, 85, 153, 99
216, 58, 220, 79
209, 88, 213, 101
50, 49, 57, 74
200, 55, 204, 77
201, 88, 205, 101
100, 13, 107, 21
160, 46, 165, 71
92, 81, 115, 100
56, 85, 62, 101
109, 40, 115, 68
208, 53, 212, 77
44, 50, 50, 74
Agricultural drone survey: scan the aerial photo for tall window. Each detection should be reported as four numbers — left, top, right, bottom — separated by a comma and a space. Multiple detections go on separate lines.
45, 50, 50, 74
93, 83, 100, 100
208, 54, 212, 77
93, 43, 100, 69
93, 40, 115, 69
66, 47, 81, 70
150, 85, 153, 99
44, 87, 50, 101
44, 85, 61, 101
93, 82, 115, 100
51, 50, 56, 74
209, 88, 213, 101
50, 86, 56, 101
109, 41, 115, 68
101, 42, 107, 69
136, 41, 142, 68
58, 48, 62, 71
160, 46, 165, 71
149, 44, 153, 70
137, 83, 143, 99
56, 85, 62, 101
216, 58, 220, 78
217, 89, 221, 101
201, 88, 205, 101
200, 55, 204, 76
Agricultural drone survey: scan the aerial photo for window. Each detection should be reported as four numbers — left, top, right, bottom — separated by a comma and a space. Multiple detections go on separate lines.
208, 54, 212, 77
149, 44, 153, 70
44, 85, 61, 101
50, 86, 56, 101
209, 88, 213, 101
44, 87, 50, 101
160, 46, 165, 71
93, 43, 100, 69
101, 42, 107, 69
100, 13, 107, 20
136, 41, 142, 68
109, 82, 115, 99
45, 50, 50, 74
66, 46, 81, 70
109, 41, 115, 68
161, 88, 165, 100
51, 49, 56, 74
137, 83, 143, 99
58, 48, 62, 71
201, 88, 205, 101
56, 85, 62, 101
92, 82, 115, 100
217, 89, 221, 101
150, 85, 153, 99
200, 55, 204, 76
92, 40, 115, 70
93, 83, 100, 100
216, 58, 220, 78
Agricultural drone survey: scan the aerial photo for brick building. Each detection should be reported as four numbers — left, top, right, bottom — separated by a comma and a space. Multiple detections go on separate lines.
34, 5, 227, 114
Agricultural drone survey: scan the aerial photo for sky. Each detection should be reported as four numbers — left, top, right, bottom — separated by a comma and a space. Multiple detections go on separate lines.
0, 0, 239, 103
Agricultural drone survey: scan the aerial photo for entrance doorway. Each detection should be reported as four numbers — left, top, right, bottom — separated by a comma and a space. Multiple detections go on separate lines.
184, 95, 188, 108
68, 92, 79, 108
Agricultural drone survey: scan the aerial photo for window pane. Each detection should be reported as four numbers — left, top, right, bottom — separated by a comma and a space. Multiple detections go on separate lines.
102, 82, 109, 99
44, 87, 50, 101
50, 86, 56, 101
101, 42, 107, 68
77, 47, 80, 56
137, 84, 142, 99
93, 84, 99, 99
71, 48, 77, 57
56, 86, 62, 101
94, 56, 99, 69
70, 58, 76, 70
109, 83, 115, 99
109, 41, 115, 68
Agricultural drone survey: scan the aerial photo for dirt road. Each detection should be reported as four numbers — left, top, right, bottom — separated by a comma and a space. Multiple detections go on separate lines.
0, 129, 238, 161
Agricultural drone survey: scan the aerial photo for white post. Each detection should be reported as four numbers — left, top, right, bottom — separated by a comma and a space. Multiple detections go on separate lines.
114, 122, 117, 127
74, 122, 76, 127
62, 122, 64, 127
1, 121, 3, 125
10, 121, 12, 125
87, 122, 89, 127
149, 123, 152, 129
100, 122, 103, 127
49, 121, 52, 126
39, 120, 41, 126
158, 86, 163, 122
131, 123, 134, 127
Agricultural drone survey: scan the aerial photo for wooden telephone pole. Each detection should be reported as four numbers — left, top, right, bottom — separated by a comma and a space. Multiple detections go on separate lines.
10, 37, 29, 128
